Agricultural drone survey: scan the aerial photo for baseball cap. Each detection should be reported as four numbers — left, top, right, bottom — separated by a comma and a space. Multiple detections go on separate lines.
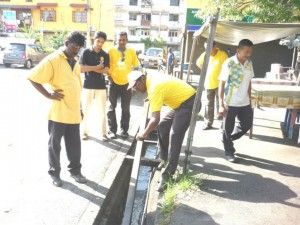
127, 71, 144, 90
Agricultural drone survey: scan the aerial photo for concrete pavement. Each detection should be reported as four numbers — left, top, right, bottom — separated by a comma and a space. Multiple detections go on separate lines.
0, 65, 147, 225
154, 107, 300, 225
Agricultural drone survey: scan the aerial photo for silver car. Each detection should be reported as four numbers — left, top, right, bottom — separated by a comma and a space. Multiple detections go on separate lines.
3, 42, 48, 69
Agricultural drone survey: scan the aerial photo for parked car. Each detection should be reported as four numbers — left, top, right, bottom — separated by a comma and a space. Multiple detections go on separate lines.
0, 45, 6, 64
142, 47, 166, 69
3, 42, 48, 69
173, 50, 181, 65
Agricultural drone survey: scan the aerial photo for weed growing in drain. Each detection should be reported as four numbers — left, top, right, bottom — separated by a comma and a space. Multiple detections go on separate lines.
159, 172, 203, 225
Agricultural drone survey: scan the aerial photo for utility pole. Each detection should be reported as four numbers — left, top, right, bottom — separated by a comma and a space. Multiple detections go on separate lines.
86, 0, 91, 47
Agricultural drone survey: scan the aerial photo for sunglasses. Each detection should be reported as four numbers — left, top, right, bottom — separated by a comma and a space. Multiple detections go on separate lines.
121, 52, 125, 62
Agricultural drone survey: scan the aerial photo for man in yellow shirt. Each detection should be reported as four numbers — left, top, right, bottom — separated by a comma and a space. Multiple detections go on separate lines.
196, 41, 228, 130
28, 31, 87, 187
107, 32, 140, 139
127, 71, 196, 192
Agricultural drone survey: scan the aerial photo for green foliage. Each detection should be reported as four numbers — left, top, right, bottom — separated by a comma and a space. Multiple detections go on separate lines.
49, 27, 68, 50
196, 0, 300, 23
16, 23, 41, 41
159, 173, 203, 225
141, 36, 166, 49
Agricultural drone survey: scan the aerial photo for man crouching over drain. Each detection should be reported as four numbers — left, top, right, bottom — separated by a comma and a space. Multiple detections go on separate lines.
127, 71, 196, 192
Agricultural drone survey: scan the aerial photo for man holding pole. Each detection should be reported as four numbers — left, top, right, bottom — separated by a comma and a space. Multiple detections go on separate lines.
127, 71, 196, 192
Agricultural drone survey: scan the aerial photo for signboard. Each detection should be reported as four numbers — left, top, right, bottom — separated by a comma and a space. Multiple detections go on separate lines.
186, 8, 203, 25
186, 8, 203, 31
3, 10, 16, 21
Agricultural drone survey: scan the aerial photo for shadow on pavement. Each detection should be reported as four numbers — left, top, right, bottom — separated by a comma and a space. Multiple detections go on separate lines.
170, 203, 220, 225
85, 136, 132, 153
188, 147, 300, 208
60, 180, 107, 206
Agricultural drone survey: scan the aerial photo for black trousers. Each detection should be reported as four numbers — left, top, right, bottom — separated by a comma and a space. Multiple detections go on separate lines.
158, 94, 195, 175
222, 104, 253, 155
48, 120, 82, 177
107, 82, 132, 133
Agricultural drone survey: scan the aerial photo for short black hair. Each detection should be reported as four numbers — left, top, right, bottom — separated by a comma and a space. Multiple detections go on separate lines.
238, 39, 254, 49
66, 31, 85, 47
119, 31, 128, 39
94, 31, 107, 41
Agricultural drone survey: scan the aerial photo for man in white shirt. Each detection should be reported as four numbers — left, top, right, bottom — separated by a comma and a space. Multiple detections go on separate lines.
219, 39, 254, 163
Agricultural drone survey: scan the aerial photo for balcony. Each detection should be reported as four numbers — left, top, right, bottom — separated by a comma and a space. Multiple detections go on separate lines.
141, 20, 151, 26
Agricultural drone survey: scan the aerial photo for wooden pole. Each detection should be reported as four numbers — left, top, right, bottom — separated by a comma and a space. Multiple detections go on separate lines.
183, 9, 220, 174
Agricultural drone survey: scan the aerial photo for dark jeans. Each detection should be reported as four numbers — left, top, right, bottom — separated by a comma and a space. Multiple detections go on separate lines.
48, 120, 82, 178
168, 64, 174, 75
204, 88, 219, 126
159, 94, 195, 175
222, 104, 253, 155
107, 81, 132, 133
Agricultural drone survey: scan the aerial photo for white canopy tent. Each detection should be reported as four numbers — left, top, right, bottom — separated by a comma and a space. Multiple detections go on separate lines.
198, 21, 300, 45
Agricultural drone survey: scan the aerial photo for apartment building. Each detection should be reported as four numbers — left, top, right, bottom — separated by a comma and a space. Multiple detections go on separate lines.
0, 0, 114, 47
114, 0, 186, 49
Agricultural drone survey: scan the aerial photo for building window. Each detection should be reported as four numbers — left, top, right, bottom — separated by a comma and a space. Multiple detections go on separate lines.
170, 0, 179, 6
168, 30, 178, 37
141, 30, 150, 36
169, 14, 179, 21
141, 14, 151, 21
129, 13, 137, 21
129, 0, 138, 6
40, 9, 56, 22
72, 11, 87, 23
129, 29, 136, 36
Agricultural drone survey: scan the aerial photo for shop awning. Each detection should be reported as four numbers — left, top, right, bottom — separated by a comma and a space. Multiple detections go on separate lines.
69, 4, 87, 7
36, 3, 58, 7
198, 21, 300, 46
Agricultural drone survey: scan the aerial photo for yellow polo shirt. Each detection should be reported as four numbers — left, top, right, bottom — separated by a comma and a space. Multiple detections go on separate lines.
28, 50, 82, 124
108, 46, 140, 85
146, 74, 196, 112
196, 48, 228, 89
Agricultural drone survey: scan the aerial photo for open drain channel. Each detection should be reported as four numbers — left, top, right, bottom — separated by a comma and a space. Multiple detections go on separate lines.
95, 103, 160, 225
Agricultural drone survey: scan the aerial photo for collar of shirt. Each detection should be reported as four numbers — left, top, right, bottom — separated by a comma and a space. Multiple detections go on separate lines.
232, 54, 251, 67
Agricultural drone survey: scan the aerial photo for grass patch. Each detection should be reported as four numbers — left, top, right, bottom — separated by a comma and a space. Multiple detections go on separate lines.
159, 172, 203, 225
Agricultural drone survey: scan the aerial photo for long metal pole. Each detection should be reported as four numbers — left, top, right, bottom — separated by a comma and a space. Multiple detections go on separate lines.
185, 20, 210, 82
179, 24, 187, 80
183, 9, 220, 174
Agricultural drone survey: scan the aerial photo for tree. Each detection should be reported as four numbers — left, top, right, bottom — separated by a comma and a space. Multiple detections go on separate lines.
141, 36, 166, 49
49, 28, 68, 50
16, 23, 41, 42
196, 0, 300, 23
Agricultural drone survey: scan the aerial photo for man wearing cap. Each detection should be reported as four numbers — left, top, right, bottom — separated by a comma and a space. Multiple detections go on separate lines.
128, 71, 196, 191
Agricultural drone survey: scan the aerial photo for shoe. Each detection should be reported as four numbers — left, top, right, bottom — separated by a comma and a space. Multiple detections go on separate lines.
51, 175, 63, 187
120, 131, 129, 139
226, 154, 236, 163
71, 173, 88, 183
107, 131, 117, 139
101, 134, 108, 142
157, 160, 167, 171
82, 133, 88, 140
156, 174, 174, 192
202, 124, 212, 130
